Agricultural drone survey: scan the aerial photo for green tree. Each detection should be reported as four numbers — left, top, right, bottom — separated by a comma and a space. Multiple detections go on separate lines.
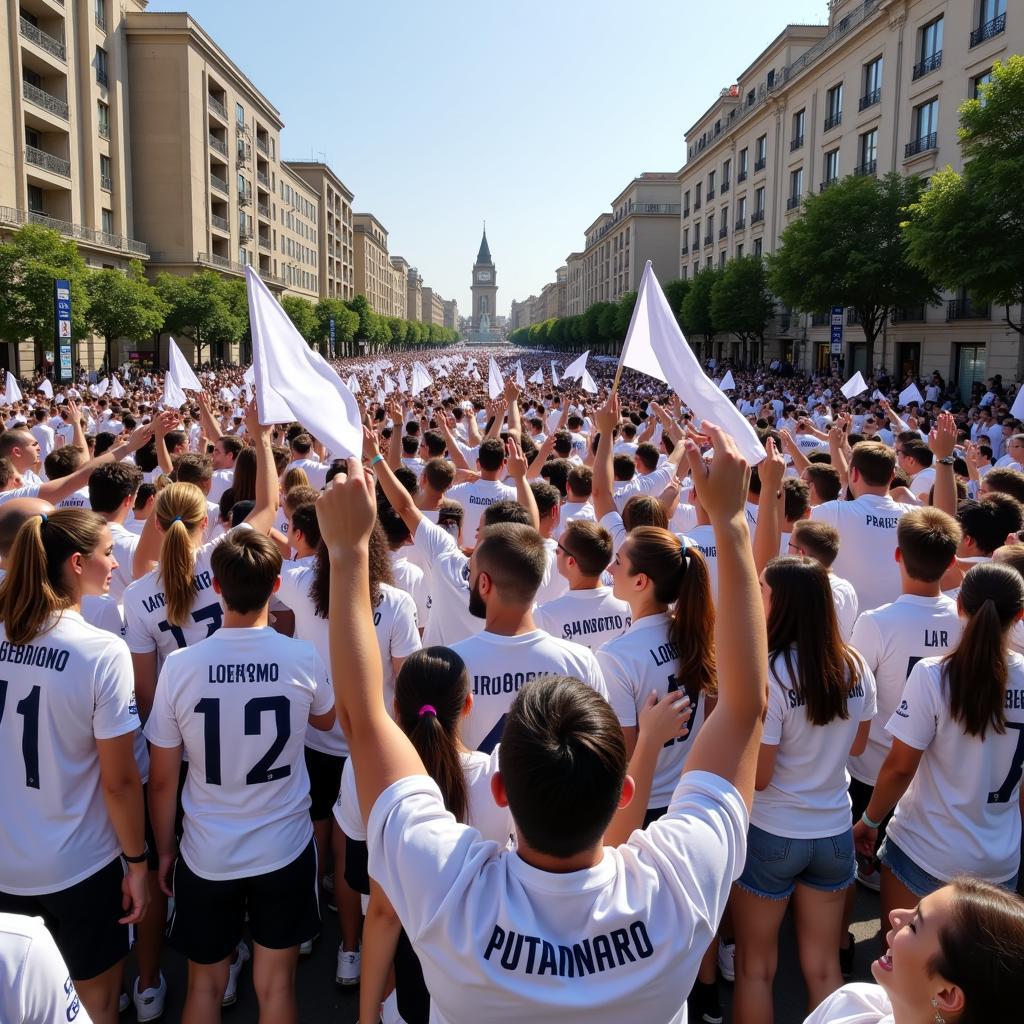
0, 224, 92, 368
710, 256, 775, 364
87, 261, 168, 370
315, 298, 359, 357
680, 267, 720, 354
281, 296, 319, 345
615, 291, 638, 341
155, 270, 245, 366
769, 172, 938, 372
904, 57, 1024, 370
662, 279, 691, 330
346, 295, 374, 343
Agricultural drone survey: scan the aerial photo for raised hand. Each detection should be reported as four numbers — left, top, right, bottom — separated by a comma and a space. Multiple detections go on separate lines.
682, 422, 750, 526
316, 465, 378, 553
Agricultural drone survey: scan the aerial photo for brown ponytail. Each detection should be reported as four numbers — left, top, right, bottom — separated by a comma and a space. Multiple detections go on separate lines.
943, 563, 1024, 739
0, 509, 106, 644
154, 482, 208, 627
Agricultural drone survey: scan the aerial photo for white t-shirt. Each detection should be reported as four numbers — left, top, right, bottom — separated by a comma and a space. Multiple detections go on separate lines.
106, 521, 140, 607
0, 611, 139, 895
0, 913, 90, 1024
414, 518, 483, 647
553, 501, 596, 542
145, 626, 333, 880
754, 649, 876, 839
884, 654, 1024, 883
684, 524, 720, 603
535, 587, 630, 653
29, 424, 55, 463
598, 613, 707, 809
910, 466, 936, 500
803, 983, 893, 1024
451, 629, 607, 753
390, 551, 430, 633
286, 457, 327, 490
829, 575, 859, 644
848, 595, 961, 786
534, 538, 569, 607
54, 486, 90, 511
208, 468, 234, 504
446, 479, 517, 549
811, 494, 918, 612
366, 770, 747, 1024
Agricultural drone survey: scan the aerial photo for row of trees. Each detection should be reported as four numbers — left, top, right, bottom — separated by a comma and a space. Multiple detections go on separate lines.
511, 57, 1024, 374
0, 224, 456, 370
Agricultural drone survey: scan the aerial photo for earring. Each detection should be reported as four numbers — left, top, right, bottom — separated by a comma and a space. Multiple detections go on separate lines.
931, 998, 946, 1024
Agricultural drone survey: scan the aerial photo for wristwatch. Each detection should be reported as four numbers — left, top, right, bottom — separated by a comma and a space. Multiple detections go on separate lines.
937, 456, 955, 465
122, 844, 150, 864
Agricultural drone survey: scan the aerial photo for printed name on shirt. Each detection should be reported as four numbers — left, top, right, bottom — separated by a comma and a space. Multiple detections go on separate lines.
649, 640, 679, 668
561, 614, 630, 640
483, 921, 653, 977
865, 515, 900, 529
141, 569, 213, 613
695, 543, 716, 560
787, 679, 865, 709
1005, 689, 1024, 710
924, 629, 949, 647
0, 641, 69, 671
208, 662, 281, 684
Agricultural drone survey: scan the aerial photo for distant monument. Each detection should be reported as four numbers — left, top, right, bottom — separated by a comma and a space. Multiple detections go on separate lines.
467, 224, 505, 345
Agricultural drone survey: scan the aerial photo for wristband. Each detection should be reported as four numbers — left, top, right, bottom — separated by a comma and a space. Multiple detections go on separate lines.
370, 454, 384, 466
860, 811, 882, 830
122, 844, 149, 864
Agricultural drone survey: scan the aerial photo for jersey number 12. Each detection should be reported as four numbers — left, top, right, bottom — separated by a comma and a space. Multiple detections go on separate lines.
194, 695, 291, 786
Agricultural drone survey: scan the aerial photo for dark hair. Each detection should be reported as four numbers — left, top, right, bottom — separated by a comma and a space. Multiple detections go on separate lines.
791, 520, 840, 566
897, 507, 961, 582
93, 431, 116, 457
984, 468, 1024, 504
474, 523, 547, 604
422, 457, 455, 492
231, 447, 257, 502
805, 463, 842, 503
311, 520, 393, 618
942, 563, 1024, 739
401, 434, 419, 456
901, 439, 933, 469
529, 480, 560, 520
477, 438, 505, 472
957, 495, 1024, 556
290, 432, 313, 455
211, 529, 282, 613
88, 462, 143, 514
394, 648, 470, 824
612, 454, 636, 482
290, 502, 321, 549
782, 477, 810, 523
539, 457, 570, 497
560, 520, 613, 577
552, 431, 573, 457
135, 482, 156, 511
481, 499, 531, 529
567, 464, 593, 499
173, 453, 213, 487
377, 499, 411, 548
622, 494, 667, 531
217, 435, 243, 460
634, 443, 658, 473
499, 676, 627, 857
43, 445, 83, 481
850, 442, 896, 487
422, 430, 446, 458
764, 556, 862, 726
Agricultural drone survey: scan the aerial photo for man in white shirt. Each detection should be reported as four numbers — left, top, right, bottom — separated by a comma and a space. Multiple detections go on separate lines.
897, 439, 936, 502
209, 435, 242, 504
994, 432, 1024, 472
28, 408, 55, 464
88, 462, 144, 608
530, 480, 569, 607
446, 438, 516, 550
787, 520, 859, 640
287, 433, 328, 490
0, 427, 45, 485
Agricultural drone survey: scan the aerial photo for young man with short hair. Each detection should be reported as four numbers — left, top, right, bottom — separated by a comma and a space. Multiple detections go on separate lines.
88, 461, 144, 606
446, 438, 517, 550
789, 520, 859, 642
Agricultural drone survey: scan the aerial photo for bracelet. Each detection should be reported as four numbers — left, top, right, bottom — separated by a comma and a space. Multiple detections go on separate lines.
370, 454, 384, 466
122, 844, 149, 864
861, 811, 882, 830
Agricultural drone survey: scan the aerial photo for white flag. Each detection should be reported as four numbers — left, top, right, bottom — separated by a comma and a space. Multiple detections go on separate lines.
94, 377, 109, 397
167, 338, 203, 393
1010, 388, 1024, 421
375, 388, 386, 405
551, 362, 560, 388
515, 360, 526, 390
163, 374, 187, 410
109, 374, 125, 399
529, 367, 544, 385
470, 369, 481, 383
245, 267, 361, 460
617, 261, 765, 465
346, 373, 362, 395
581, 367, 598, 394
840, 371, 869, 400
397, 367, 409, 394
219, 387, 234, 403
562, 350, 590, 381
38, 378, 53, 399
410, 362, 432, 396
719, 371, 736, 392
3, 374, 22, 405
871, 389, 885, 401
383, 375, 396, 396
488, 356, 504, 400
899, 383, 925, 408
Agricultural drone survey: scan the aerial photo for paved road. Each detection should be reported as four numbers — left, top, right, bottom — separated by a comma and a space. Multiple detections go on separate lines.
145, 884, 883, 1023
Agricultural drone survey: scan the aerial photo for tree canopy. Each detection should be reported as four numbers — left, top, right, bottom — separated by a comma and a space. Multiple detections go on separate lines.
88, 261, 168, 367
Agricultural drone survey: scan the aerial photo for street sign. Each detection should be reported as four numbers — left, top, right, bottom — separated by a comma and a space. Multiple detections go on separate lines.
54, 279, 73, 382
830, 305, 843, 355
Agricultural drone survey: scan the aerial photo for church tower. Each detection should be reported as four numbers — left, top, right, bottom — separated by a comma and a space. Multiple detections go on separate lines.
471, 225, 497, 331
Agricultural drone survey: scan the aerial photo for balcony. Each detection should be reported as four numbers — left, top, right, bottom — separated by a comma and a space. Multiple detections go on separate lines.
824, 112, 842, 132
706, 188, 715, 200
912, 51, 942, 80
754, 157, 766, 173
859, 88, 881, 111
854, 159, 877, 176
811, 312, 829, 327
96, 67, 108, 88
22, 80, 69, 120
258, 236, 271, 253
905, 132, 937, 159
737, 169, 748, 183
236, 143, 250, 165
703, 234, 713, 247
891, 305, 926, 324
100, 174, 112, 191
0, 205, 148, 257
257, 200, 270, 219
99, 122, 110, 140
256, 170, 269, 189
682, 207, 690, 219
680, 244, 689, 255
208, 133, 227, 157
95, 11, 106, 30
26, 145, 70, 178
790, 135, 804, 151
751, 209, 765, 224
210, 173, 228, 195
721, 180, 730, 194
734, 217, 746, 230
694, 199, 702, 211
211, 214, 229, 233
255, 136, 269, 157
719, 225, 728, 239
239, 228, 253, 244
971, 12, 1006, 47
197, 252, 246, 276
786, 194, 801, 210
238, 191, 251, 207
634, 202, 681, 215
208, 94, 227, 121
947, 298, 990, 321
820, 177, 839, 191
19, 17, 66, 61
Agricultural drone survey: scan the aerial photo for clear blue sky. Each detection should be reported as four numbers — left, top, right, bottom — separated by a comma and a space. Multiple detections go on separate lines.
147, 0, 829, 315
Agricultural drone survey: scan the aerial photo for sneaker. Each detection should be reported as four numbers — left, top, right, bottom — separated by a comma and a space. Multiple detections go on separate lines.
222, 941, 251, 1007
133, 974, 167, 1022
840, 932, 856, 980
299, 932, 319, 957
119, 992, 130, 1014
716, 941, 735, 983
857, 860, 882, 892
336, 945, 361, 987
688, 980, 724, 1024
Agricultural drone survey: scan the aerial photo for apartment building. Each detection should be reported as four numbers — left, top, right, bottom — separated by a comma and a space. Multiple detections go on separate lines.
0, 0, 151, 368
677, 0, 1018, 391
565, 252, 584, 316
443, 298, 459, 332
406, 266, 423, 322
421, 286, 444, 327
510, 298, 535, 331
389, 256, 409, 320
287, 161, 354, 300
277, 165, 319, 301
353, 212, 393, 316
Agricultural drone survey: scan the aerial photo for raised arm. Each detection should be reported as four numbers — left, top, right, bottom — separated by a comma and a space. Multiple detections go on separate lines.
929, 411, 958, 517
386, 400, 404, 470
437, 413, 469, 472
779, 428, 809, 477
196, 392, 223, 442
752, 438, 785, 575
504, 377, 522, 441
153, 410, 178, 477
506, 435, 539, 531
242, 400, 278, 535
65, 399, 88, 455
368, 427, 423, 536
591, 393, 619, 522
38, 422, 152, 505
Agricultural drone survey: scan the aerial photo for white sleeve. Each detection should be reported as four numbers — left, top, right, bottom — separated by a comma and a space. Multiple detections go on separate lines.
599, 510, 627, 553
333, 760, 367, 841
144, 660, 183, 749
413, 516, 460, 561
859, 662, 878, 722
850, 612, 883, 674
596, 649, 637, 727
123, 589, 156, 655
92, 642, 139, 741
762, 675, 787, 746
309, 650, 335, 717
809, 500, 840, 528
801, 983, 893, 1024
634, 465, 674, 495
884, 662, 939, 751
389, 593, 422, 659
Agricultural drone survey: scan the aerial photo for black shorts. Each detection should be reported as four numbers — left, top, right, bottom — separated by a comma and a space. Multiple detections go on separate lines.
343, 834, 370, 896
305, 748, 345, 822
0, 857, 130, 981
142, 782, 159, 871
849, 777, 892, 858
168, 838, 320, 964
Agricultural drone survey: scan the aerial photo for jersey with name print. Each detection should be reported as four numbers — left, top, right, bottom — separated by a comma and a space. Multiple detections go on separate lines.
414, 517, 484, 647
535, 587, 630, 653
0, 611, 139, 895
849, 595, 961, 786
145, 626, 333, 880
366, 770, 747, 1024
598, 613, 707, 809
451, 630, 607, 753
754, 649, 876, 839
884, 654, 1024, 884
446, 479, 517, 549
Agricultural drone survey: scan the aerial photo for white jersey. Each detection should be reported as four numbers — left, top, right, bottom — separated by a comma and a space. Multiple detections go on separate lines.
30, 424, 55, 462
367, 770, 747, 1024
0, 913, 91, 1024
811, 494, 918, 612
829, 575, 859, 643
553, 501, 596, 540
390, 551, 430, 633
0, 611, 139, 895
598, 613, 707, 809
286, 457, 328, 490
451, 629, 607, 753
884, 655, 1024, 883
446, 479, 517, 549
54, 486, 90, 511
335, 748, 514, 849
208, 468, 233, 504
535, 587, 630, 652
802, 983, 893, 1024
413, 518, 483, 647
848, 595, 961, 786
145, 626, 333, 880
534, 538, 569, 607
106, 521, 139, 607
685, 524, 720, 603
754, 649, 875, 838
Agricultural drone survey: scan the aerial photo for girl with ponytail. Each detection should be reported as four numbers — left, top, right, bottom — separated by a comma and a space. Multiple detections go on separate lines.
333, 648, 514, 1024
855, 561, 1024, 942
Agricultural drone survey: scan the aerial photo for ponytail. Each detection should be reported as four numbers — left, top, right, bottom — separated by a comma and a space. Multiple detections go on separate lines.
394, 648, 470, 823
944, 563, 1024, 739
311, 520, 394, 619
0, 509, 106, 644
154, 482, 207, 627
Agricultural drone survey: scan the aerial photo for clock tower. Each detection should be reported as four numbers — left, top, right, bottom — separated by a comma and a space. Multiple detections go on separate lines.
471, 225, 497, 332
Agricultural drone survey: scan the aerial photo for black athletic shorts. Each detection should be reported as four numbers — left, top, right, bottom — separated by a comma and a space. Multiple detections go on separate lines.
0, 857, 130, 981
342, 834, 370, 896
305, 747, 345, 822
849, 776, 892, 858
168, 838, 320, 964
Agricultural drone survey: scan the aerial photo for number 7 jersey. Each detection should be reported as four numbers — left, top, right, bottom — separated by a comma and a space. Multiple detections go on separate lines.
145, 626, 334, 880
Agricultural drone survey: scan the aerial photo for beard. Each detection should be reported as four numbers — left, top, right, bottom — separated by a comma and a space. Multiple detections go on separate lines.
468, 578, 487, 619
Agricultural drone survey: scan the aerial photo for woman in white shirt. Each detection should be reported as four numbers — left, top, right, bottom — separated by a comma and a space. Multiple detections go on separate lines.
803, 877, 1024, 1024
854, 563, 1024, 940
734, 556, 875, 1024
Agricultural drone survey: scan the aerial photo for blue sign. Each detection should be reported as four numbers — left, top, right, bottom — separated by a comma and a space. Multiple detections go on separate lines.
328, 317, 336, 358
830, 305, 844, 355
55, 279, 73, 383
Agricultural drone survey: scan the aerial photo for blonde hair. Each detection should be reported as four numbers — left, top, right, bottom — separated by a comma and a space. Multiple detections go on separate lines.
282, 467, 309, 493
155, 482, 208, 627
0, 509, 106, 644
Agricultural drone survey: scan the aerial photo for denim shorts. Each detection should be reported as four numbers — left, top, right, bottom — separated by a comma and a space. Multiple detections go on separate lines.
737, 824, 856, 900
879, 837, 1020, 899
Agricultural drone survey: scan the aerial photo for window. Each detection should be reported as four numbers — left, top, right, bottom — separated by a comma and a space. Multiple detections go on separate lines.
755, 135, 767, 170
719, 251, 727, 269
915, 17, 943, 78
858, 129, 878, 173
236, 102, 245, 126
25, 127, 41, 148
97, 101, 110, 139
722, 158, 731, 191
681, 265, 688, 280
683, 189, 690, 216
825, 84, 843, 129
95, 46, 108, 87
101, 208, 113, 234
823, 148, 840, 186
738, 148, 749, 181
861, 56, 882, 108
789, 168, 803, 203
28, 185, 44, 213
694, 182, 702, 209
737, 196, 747, 223
736, 243, 744, 259
973, 69, 994, 100
95, 0, 106, 28
908, 98, 939, 155
973, 0, 1006, 44
707, 170, 716, 199
792, 108, 805, 149
100, 154, 111, 191
754, 237, 763, 257
239, 248, 250, 267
